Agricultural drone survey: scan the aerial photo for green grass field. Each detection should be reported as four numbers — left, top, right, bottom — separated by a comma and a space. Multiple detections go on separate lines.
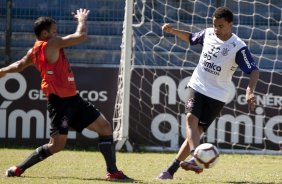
0, 148, 281, 184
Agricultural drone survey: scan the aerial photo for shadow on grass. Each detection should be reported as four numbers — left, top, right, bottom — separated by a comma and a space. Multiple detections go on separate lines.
226, 181, 276, 184
23, 175, 144, 183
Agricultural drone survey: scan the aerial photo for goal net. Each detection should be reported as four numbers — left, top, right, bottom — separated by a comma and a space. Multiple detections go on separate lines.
113, 0, 282, 154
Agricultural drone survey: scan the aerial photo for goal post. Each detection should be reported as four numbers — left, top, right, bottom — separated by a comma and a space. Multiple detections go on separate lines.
114, 0, 282, 154
113, 0, 134, 152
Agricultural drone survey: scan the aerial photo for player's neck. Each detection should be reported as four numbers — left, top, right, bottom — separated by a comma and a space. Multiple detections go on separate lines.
220, 32, 232, 41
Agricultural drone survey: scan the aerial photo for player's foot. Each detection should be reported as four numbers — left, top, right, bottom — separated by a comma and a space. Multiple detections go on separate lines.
156, 171, 173, 180
180, 158, 203, 174
5, 166, 24, 177
106, 171, 130, 180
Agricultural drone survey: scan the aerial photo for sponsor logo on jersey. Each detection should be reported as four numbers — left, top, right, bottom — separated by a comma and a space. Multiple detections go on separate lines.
241, 49, 252, 69
47, 70, 54, 75
231, 41, 236, 47
202, 61, 221, 76
68, 77, 75, 81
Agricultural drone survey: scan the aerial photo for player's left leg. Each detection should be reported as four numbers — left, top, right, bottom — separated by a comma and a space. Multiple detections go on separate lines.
180, 95, 225, 173
71, 95, 130, 180
86, 115, 129, 180
179, 123, 204, 173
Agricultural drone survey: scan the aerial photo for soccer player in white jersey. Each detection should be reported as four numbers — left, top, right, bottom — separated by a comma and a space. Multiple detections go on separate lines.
157, 6, 259, 180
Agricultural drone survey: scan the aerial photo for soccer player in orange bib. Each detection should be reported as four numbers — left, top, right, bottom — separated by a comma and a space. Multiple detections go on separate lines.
0, 8, 129, 180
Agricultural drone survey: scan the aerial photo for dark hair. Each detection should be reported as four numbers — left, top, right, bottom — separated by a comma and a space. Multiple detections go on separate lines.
33, 17, 56, 38
213, 7, 233, 23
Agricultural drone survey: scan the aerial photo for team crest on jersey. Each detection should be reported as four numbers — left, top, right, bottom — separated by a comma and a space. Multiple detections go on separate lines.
221, 48, 229, 56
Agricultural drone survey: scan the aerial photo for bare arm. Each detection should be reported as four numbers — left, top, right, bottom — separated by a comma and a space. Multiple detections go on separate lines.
0, 49, 33, 78
162, 23, 191, 42
246, 69, 259, 111
49, 9, 90, 49
45, 9, 90, 63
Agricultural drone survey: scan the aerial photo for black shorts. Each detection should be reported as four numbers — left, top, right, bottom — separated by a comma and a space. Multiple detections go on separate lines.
47, 94, 101, 136
185, 87, 225, 131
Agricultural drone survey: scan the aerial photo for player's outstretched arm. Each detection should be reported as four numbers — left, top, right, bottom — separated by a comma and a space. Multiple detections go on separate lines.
48, 8, 90, 49
246, 69, 259, 112
162, 23, 191, 42
0, 49, 33, 78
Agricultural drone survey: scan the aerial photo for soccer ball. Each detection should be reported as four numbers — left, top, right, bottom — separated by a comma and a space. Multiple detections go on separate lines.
194, 143, 219, 169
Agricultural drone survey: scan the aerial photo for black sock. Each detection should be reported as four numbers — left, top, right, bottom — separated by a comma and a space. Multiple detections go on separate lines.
98, 135, 118, 173
165, 159, 180, 176
18, 144, 52, 171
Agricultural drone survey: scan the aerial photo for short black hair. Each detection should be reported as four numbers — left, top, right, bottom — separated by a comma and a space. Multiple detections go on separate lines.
213, 7, 233, 23
33, 16, 56, 38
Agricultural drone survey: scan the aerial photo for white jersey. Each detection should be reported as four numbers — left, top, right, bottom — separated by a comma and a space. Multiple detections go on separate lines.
188, 28, 258, 103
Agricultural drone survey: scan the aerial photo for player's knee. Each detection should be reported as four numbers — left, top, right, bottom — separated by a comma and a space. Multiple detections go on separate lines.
186, 114, 199, 128
48, 142, 65, 154
104, 120, 112, 129
101, 121, 113, 135
95, 120, 112, 136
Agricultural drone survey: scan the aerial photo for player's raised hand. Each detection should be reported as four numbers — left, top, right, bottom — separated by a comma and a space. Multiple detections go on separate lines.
162, 23, 173, 33
72, 9, 90, 22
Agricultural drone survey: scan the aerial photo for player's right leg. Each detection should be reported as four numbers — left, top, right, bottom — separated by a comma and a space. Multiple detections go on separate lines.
5, 134, 67, 177
157, 139, 190, 180
157, 88, 205, 180
6, 94, 79, 177
157, 124, 203, 180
